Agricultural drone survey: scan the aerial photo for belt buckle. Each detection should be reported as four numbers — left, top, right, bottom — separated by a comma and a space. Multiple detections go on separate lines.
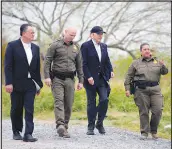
58, 74, 65, 80
61, 75, 66, 80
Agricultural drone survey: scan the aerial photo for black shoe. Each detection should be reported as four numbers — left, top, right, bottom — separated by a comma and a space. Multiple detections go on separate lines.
13, 132, 22, 140
23, 134, 38, 142
86, 129, 95, 135
96, 124, 105, 134
86, 123, 95, 135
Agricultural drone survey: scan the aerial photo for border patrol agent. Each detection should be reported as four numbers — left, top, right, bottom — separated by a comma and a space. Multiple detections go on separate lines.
44, 27, 84, 138
124, 43, 168, 140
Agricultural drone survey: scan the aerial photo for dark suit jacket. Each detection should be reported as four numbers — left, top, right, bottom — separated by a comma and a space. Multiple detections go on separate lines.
81, 40, 113, 89
4, 39, 43, 91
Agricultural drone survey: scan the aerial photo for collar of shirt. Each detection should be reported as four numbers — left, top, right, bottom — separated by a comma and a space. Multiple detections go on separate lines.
141, 56, 154, 62
92, 39, 100, 46
92, 39, 101, 62
61, 38, 73, 46
21, 38, 31, 48
20, 39, 32, 78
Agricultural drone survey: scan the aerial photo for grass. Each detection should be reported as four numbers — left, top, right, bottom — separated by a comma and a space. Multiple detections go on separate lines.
2, 55, 171, 140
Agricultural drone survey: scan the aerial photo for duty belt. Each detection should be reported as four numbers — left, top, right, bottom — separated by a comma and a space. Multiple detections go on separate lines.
135, 81, 159, 88
53, 71, 75, 80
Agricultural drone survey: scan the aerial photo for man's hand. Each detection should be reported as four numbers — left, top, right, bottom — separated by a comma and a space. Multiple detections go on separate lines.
125, 90, 130, 97
45, 78, 52, 87
88, 77, 94, 85
36, 90, 40, 96
77, 83, 83, 90
5, 84, 13, 93
111, 72, 114, 78
159, 60, 165, 66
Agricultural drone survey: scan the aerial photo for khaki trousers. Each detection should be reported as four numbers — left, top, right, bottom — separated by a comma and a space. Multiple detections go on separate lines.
51, 77, 75, 129
134, 85, 164, 134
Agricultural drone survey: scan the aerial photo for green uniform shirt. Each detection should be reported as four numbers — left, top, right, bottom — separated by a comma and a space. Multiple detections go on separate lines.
124, 57, 168, 91
44, 39, 84, 83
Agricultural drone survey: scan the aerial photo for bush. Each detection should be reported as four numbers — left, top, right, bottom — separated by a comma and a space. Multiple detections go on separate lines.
2, 54, 171, 117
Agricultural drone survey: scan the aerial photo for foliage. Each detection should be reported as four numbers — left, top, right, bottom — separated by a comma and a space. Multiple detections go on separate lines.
2, 53, 171, 114
2, 40, 8, 84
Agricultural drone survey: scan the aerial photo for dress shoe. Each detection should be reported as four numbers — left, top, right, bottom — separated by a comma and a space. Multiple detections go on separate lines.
86, 122, 95, 135
86, 129, 95, 135
23, 134, 38, 142
87, 123, 95, 135
13, 132, 22, 140
96, 123, 105, 134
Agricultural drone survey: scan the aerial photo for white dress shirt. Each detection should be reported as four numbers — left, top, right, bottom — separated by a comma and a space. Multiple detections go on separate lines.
92, 39, 101, 62
21, 39, 32, 78
21, 39, 40, 92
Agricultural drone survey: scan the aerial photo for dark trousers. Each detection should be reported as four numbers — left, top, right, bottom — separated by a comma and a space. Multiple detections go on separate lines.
85, 76, 108, 128
10, 79, 36, 135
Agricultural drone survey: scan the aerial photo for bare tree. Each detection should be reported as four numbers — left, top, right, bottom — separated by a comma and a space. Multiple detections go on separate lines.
2, 2, 171, 59
2, 2, 84, 40
77, 2, 171, 59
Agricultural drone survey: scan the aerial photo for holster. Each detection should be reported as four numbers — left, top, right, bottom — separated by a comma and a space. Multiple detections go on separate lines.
135, 80, 158, 89
49, 71, 54, 80
135, 80, 147, 89
130, 80, 135, 95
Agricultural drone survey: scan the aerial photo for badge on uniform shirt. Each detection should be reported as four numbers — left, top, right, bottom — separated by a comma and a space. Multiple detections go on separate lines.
153, 59, 157, 64
73, 45, 78, 52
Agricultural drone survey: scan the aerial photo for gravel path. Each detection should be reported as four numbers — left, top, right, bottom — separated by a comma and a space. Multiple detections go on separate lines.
2, 119, 171, 149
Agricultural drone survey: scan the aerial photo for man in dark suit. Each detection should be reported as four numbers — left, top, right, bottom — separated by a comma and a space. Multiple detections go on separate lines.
81, 26, 114, 135
4, 24, 43, 142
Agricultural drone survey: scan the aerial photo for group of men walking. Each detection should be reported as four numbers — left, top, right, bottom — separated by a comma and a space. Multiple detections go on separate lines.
4, 24, 168, 142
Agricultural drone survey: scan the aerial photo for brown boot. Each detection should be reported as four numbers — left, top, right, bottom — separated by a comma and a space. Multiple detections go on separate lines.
57, 125, 70, 138
151, 133, 158, 140
63, 129, 70, 138
57, 125, 65, 137
64, 123, 68, 130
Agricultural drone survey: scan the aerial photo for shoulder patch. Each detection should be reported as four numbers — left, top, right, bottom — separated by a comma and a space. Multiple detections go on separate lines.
153, 57, 158, 63
73, 42, 80, 52
153, 59, 157, 64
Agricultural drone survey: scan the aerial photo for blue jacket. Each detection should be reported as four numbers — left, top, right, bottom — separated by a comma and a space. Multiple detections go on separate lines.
81, 40, 113, 89
4, 39, 43, 91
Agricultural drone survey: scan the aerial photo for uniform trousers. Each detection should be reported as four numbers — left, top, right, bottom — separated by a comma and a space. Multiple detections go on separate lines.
51, 77, 75, 129
134, 85, 163, 134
